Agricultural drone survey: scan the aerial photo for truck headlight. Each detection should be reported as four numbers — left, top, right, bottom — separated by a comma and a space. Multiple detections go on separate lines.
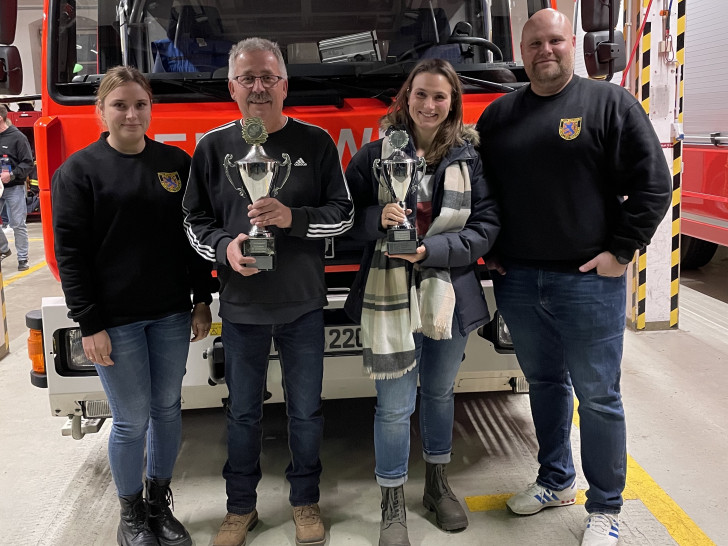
477, 311, 514, 352
495, 314, 513, 348
62, 328, 97, 372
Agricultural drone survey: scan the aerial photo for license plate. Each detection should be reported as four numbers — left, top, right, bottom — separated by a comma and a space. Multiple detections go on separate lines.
325, 326, 363, 353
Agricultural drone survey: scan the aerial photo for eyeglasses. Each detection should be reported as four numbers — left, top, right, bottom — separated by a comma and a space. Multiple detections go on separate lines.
233, 74, 285, 89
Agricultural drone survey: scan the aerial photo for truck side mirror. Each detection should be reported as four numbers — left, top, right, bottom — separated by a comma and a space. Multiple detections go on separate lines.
584, 30, 627, 78
0, 46, 23, 95
581, 0, 621, 32
0, 0, 18, 45
581, 0, 626, 80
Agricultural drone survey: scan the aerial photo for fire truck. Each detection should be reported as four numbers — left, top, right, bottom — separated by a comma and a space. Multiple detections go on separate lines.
3, 0, 561, 438
680, 0, 728, 269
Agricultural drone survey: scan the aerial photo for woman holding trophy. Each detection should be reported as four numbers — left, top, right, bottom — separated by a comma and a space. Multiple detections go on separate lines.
51, 66, 215, 546
344, 58, 500, 545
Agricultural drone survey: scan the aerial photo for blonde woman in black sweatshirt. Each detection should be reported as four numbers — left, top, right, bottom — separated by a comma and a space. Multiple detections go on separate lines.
52, 66, 215, 546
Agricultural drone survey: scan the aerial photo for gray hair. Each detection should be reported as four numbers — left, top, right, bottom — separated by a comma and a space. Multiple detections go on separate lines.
227, 38, 287, 81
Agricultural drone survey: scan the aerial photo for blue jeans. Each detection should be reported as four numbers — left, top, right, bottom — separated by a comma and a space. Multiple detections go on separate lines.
95, 312, 192, 497
0, 185, 29, 261
222, 309, 325, 513
374, 319, 468, 487
492, 265, 627, 514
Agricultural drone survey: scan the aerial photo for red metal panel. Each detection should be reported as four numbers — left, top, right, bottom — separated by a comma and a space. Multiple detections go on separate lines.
682, 145, 728, 247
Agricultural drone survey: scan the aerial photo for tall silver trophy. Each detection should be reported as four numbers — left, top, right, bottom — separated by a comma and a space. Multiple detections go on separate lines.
224, 117, 291, 271
372, 130, 426, 254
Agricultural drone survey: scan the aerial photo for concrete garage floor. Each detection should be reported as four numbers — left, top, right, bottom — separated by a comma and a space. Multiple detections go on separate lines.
0, 223, 725, 545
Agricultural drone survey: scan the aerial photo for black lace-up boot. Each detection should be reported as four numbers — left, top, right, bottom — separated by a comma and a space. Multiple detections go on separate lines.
423, 462, 468, 531
145, 478, 192, 546
118, 491, 159, 546
379, 485, 410, 546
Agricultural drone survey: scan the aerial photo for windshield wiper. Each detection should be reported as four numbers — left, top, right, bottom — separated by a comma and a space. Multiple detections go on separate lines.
458, 75, 516, 93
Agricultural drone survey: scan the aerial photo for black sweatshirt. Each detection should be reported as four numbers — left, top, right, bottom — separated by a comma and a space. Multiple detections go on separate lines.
52, 134, 216, 336
476, 75, 672, 269
183, 118, 354, 324
0, 124, 34, 187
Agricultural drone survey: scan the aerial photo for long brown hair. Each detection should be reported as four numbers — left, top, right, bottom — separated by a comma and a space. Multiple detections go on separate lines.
381, 58, 464, 165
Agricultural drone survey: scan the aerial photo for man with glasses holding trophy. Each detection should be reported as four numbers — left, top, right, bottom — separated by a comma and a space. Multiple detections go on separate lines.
183, 37, 353, 546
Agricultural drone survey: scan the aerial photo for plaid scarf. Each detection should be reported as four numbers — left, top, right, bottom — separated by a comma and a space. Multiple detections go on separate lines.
361, 140, 472, 379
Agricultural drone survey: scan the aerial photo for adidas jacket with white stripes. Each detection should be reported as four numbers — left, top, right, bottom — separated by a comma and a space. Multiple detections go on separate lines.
183, 117, 354, 324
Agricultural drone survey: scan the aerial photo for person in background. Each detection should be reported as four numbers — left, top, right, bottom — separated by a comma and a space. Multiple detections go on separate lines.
475, 9, 671, 546
0, 104, 34, 270
183, 38, 353, 546
344, 58, 499, 546
52, 66, 215, 546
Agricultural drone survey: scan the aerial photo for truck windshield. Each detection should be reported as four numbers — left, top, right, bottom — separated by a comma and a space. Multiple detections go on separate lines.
50, 0, 546, 104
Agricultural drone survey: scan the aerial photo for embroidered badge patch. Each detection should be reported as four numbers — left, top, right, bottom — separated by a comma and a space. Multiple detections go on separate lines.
158, 172, 182, 192
559, 117, 582, 140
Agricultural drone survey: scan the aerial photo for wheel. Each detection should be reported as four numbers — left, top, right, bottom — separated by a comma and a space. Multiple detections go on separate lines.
446, 36, 503, 61
680, 235, 718, 269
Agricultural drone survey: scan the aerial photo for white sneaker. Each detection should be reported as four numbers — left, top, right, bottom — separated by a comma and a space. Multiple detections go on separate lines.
506, 480, 577, 515
582, 513, 620, 545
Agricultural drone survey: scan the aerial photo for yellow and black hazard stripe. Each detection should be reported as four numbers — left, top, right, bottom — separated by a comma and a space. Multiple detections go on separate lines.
635, 4, 652, 330
670, 0, 686, 328
0, 268, 9, 358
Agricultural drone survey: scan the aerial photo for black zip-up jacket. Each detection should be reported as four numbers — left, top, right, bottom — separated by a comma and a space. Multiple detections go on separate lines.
344, 131, 500, 336
0, 125, 34, 187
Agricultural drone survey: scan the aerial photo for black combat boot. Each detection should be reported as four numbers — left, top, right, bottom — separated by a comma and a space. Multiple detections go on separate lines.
422, 462, 468, 531
379, 485, 410, 546
118, 491, 159, 546
145, 478, 192, 546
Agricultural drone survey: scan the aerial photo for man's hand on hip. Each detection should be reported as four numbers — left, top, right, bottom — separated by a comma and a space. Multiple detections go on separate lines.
579, 251, 629, 277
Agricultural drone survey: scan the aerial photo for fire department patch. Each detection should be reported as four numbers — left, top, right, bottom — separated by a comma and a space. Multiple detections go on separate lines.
158, 172, 182, 193
558, 117, 582, 140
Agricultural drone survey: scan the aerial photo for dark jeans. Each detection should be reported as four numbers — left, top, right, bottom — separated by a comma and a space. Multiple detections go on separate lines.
493, 265, 627, 514
222, 309, 325, 514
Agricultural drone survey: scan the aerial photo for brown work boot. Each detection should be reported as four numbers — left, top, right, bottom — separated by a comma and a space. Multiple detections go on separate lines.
292, 504, 326, 545
212, 511, 258, 546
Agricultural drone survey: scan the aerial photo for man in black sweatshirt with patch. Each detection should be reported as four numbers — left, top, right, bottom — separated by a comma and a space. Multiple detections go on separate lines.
0, 104, 34, 270
475, 9, 671, 546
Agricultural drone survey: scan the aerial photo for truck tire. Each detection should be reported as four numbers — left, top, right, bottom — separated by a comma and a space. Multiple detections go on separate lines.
680, 235, 718, 269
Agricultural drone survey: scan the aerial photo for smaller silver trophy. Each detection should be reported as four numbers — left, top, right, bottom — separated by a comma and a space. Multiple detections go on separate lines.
224, 117, 291, 271
372, 130, 426, 254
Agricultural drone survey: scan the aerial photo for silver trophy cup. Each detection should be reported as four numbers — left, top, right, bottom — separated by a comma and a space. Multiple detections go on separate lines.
372, 130, 426, 254
224, 117, 291, 271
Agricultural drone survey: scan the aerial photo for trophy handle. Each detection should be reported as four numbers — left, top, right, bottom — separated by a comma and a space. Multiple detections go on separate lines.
373, 159, 387, 191
270, 154, 292, 198
224, 154, 248, 198
413, 156, 427, 191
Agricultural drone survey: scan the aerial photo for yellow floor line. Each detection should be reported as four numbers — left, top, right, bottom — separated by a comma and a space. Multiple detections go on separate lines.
2, 260, 47, 287
465, 399, 715, 545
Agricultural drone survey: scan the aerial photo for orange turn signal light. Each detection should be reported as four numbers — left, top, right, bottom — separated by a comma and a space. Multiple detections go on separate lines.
28, 328, 45, 375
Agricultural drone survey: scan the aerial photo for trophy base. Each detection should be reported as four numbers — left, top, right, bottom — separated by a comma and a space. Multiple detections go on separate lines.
244, 235, 276, 271
387, 228, 418, 255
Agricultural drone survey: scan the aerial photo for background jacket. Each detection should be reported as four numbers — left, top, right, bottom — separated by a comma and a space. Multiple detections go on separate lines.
0, 125, 34, 188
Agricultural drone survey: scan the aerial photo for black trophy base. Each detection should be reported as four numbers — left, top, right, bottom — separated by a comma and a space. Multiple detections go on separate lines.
387, 227, 418, 255
244, 235, 276, 271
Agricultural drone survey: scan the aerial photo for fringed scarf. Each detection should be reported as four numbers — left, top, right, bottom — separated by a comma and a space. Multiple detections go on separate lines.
361, 139, 472, 379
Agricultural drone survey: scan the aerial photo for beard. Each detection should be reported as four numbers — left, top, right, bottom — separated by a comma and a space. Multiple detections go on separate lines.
526, 55, 574, 91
